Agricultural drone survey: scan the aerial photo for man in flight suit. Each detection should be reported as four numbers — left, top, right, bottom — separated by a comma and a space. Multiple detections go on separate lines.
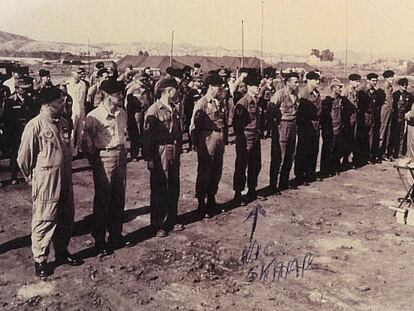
81, 79, 131, 255
17, 86, 82, 277
379, 70, 395, 161
190, 73, 226, 218
232, 72, 266, 205
143, 78, 184, 237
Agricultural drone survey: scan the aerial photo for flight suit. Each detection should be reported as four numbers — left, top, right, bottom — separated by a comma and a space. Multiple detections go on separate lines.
320, 96, 346, 175
143, 100, 182, 232
17, 111, 74, 263
379, 83, 393, 158
268, 88, 297, 190
232, 94, 262, 192
190, 96, 226, 201
390, 90, 413, 158
81, 103, 128, 247
295, 87, 322, 183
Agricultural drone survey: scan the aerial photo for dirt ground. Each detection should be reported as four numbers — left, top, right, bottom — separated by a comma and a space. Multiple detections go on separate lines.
0, 137, 413, 311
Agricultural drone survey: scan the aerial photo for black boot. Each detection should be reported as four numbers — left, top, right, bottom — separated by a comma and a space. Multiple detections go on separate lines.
35, 261, 50, 277
55, 250, 83, 266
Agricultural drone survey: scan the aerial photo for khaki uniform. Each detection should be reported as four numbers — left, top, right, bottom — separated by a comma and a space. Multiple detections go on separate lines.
81, 103, 127, 246
268, 88, 298, 189
17, 110, 74, 263
232, 94, 262, 192
143, 100, 182, 231
379, 83, 393, 157
190, 95, 226, 199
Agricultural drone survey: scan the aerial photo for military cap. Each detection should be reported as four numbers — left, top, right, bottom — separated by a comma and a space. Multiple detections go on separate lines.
330, 78, 343, 89
205, 74, 223, 87
305, 71, 320, 80
230, 72, 236, 78
97, 68, 107, 77
38, 86, 63, 104
218, 69, 228, 77
157, 78, 178, 92
382, 70, 395, 78
166, 67, 174, 76
171, 68, 184, 79
243, 73, 261, 86
77, 67, 85, 73
208, 69, 218, 75
95, 62, 105, 69
283, 72, 299, 81
100, 78, 125, 94
14, 78, 31, 88
367, 73, 378, 80
348, 73, 361, 81
39, 69, 50, 77
239, 67, 249, 73
183, 65, 193, 73
398, 78, 408, 86
194, 63, 201, 68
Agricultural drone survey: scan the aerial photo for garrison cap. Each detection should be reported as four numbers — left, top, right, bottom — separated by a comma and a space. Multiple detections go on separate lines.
305, 71, 320, 80
166, 67, 174, 76
100, 78, 125, 94
243, 73, 261, 86
398, 78, 408, 86
283, 72, 299, 81
218, 69, 228, 77
205, 74, 224, 87
38, 86, 63, 105
194, 63, 201, 68
230, 72, 236, 78
39, 69, 50, 77
382, 70, 395, 78
330, 78, 343, 89
367, 73, 378, 80
348, 73, 361, 81
183, 65, 193, 73
157, 78, 178, 92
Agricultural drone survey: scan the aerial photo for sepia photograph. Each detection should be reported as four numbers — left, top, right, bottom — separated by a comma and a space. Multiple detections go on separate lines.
0, 0, 414, 310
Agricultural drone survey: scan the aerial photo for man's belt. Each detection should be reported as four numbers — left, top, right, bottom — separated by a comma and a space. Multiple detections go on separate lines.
98, 145, 125, 152
280, 119, 296, 122
203, 129, 223, 132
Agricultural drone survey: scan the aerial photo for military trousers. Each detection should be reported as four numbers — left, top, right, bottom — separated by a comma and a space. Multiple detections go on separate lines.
196, 130, 225, 199
91, 148, 127, 245
320, 131, 342, 175
390, 119, 405, 158
31, 187, 74, 263
295, 128, 319, 182
71, 113, 85, 154
233, 133, 261, 192
149, 151, 180, 231
269, 120, 296, 189
379, 105, 392, 157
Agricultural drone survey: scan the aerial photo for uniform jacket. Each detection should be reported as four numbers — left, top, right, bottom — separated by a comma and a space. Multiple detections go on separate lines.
320, 95, 348, 137
143, 100, 182, 169
297, 86, 322, 135
17, 111, 73, 220
392, 90, 414, 121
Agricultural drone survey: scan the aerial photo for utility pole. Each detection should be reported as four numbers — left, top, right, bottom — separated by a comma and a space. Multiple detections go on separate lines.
241, 20, 245, 68
170, 30, 174, 67
87, 37, 91, 76
370, 1, 373, 71
260, 0, 264, 77
344, 0, 349, 75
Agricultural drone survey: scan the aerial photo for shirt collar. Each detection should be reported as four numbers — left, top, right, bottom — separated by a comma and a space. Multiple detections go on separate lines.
96, 102, 120, 119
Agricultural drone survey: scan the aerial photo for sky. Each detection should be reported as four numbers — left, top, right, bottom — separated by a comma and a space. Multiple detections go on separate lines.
0, 0, 414, 56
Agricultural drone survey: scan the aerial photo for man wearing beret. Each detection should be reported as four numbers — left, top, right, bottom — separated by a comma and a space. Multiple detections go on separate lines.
389, 78, 413, 158
35, 69, 53, 91
356, 73, 384, 165
342, 74, 361, 168
232, 72, 266, 205
17, 86, 82, 277
86, 68, 108, 114
143, 78, 184, 237
81, 78, 131, 255
379, 70, 395, 161
295, 71, 322, 185
267, 72, 299, 193
3, 79, 38, 185
190, 74, 226, 217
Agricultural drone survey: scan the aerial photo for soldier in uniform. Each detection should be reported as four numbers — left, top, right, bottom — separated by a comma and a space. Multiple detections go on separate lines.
190, 74, 226, 218
267, 72, 299, 194
57, 79, 73, 132
342, 74, 360, 169
232, 72, 266, 205
379, 70, 395, 161
3, 79, 38, 184
81, 79, 131, 255
184, 76, 203, 152
357, 73, 385, 165
85, 68, 108, 114
320, 79, 349, 177
143, 78, 184, 237
390, 78, 413, 158
294, 71, 322, 185
17, 86, 82, 277
0, 79, 11, 164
